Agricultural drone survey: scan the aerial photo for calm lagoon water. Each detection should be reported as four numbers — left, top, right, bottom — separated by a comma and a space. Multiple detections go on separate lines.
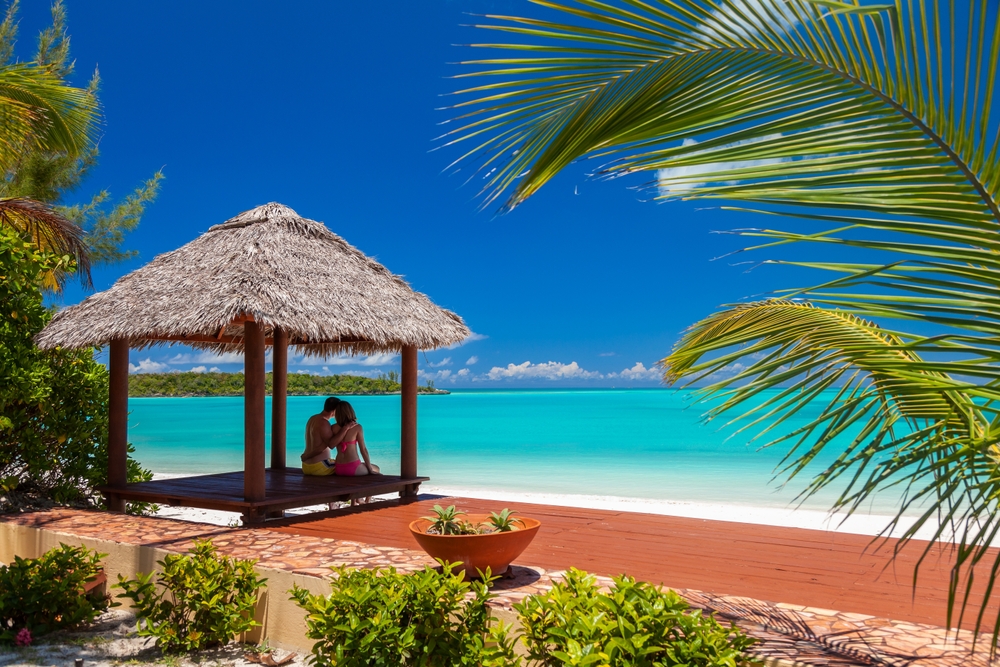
128, 389, 908, 513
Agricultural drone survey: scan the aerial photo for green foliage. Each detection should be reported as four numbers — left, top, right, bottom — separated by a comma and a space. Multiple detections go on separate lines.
421, 504, 468, 535
0, 1, 97, 176
0, 228, 150, 511
488, 508, 522, 532
517, 569, 755, 667
420, 505, 523, 535
115, 540, 265, 653
0, 543, 109, 644
290, 565, 754, 667
290, 562, 519, 667
0, 0, 160, 274
128, 371, 444, 397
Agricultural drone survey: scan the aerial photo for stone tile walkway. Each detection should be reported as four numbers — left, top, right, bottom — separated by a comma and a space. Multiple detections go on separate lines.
2, 509, 996, 666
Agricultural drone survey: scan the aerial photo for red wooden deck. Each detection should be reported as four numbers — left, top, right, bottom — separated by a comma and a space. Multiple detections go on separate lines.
268, 495, 999, 630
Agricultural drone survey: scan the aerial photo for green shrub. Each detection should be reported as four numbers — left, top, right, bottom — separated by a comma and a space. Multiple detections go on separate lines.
0, 228, 152, 512
516, 568, 756, 667
0, 543, 109, 644
115, 539, 265, 652
290, 562, 519, 667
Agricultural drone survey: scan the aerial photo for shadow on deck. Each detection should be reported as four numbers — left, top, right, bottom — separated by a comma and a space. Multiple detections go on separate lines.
100, 469, 428, 521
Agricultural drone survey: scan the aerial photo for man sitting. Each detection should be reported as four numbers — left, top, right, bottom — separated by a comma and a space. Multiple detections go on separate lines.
301, 397, 357, 476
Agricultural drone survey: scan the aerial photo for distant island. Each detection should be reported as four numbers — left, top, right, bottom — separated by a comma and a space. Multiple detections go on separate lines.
129, 371, 448, 397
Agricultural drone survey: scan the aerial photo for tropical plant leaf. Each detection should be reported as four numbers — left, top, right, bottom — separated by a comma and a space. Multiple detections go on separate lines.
0, 62, 97, 174
0, 197, 89, 288
445, 0, 999, 222
446, 0, 1000, 647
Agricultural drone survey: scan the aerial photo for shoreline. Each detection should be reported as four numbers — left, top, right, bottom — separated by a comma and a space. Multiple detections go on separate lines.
150, 473, 948, 542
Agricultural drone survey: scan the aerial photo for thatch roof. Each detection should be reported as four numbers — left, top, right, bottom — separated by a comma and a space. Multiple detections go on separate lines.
35, 203, 470, 355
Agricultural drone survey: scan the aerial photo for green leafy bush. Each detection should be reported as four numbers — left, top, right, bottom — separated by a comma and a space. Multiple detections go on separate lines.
0, 228, 151, 512
290, 562, 519, 667
115, 539, 265, 652
516, 568, 756, 666
0, 543, 109, 644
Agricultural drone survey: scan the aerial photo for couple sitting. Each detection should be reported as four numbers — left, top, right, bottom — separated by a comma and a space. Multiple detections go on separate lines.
301, 397, 382, 477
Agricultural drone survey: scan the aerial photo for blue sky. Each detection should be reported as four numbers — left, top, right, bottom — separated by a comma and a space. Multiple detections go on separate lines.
31, 1, 811, 386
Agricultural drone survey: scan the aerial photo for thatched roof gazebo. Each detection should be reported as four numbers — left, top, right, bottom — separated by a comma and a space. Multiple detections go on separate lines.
36, 203, 469, 522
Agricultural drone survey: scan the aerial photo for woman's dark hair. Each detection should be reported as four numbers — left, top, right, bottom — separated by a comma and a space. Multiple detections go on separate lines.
324, 396, 341, 412
334, 401, 357, 426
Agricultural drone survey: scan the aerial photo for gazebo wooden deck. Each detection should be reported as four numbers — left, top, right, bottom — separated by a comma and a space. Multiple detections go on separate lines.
101, 470, 428, 516
36, 203, 469, 523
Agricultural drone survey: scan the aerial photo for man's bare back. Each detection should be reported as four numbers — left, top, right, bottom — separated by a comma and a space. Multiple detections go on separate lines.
302, 412, 336, 464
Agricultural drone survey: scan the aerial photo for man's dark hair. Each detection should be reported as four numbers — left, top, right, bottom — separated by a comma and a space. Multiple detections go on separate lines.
324, 397, 341, 412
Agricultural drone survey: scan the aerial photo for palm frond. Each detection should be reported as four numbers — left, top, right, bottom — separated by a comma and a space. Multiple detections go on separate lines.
445, 0, 1000, 222
663, 299, 1000, 636
0, 197, 90, 288
446, 0, 1000, 644
0, 62, 98, 173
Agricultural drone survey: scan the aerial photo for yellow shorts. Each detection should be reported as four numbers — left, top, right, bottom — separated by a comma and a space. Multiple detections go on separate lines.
302, 460, 336, 476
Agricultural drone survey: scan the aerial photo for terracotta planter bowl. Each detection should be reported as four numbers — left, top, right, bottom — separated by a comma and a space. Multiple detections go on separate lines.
409, 514, 541, 579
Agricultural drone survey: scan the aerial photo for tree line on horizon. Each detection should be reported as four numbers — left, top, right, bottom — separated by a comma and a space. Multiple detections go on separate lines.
128, 370, 444, 397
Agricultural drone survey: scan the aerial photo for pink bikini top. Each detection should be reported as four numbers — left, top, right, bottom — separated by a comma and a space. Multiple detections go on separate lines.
338, 440, 357, 453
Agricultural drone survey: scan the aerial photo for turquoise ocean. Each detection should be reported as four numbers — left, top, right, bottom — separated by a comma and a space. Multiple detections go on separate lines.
129, 389, 907, 514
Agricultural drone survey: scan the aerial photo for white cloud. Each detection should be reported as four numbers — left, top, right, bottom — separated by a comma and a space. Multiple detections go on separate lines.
419, 369, 453, 383
485, 361, 602, 381
447, 331, 488, 349
295, 352, 398, 367
608, 362, 661, 381
657, 134, 788, 198
465, 356, 479, 365
190, 365, 208, 373
129, 358, 170, 374
457, 368, 470, 377
428, 357, 452, 368
599, 352, 616, 357
209, 366, 221, 372
699, 361, 748, 383
167, 351, 248, 365
695, 0, 798, 43
342, 369, 385, 378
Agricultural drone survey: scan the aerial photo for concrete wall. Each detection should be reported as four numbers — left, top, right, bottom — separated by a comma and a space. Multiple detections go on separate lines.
0, 521, 779, 666
0, 520, 329, 652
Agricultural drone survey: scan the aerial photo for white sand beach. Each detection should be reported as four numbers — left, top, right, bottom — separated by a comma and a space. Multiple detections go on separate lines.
150, 473, 947, 542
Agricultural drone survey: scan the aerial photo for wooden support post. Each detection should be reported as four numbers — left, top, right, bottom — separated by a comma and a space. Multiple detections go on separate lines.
271, 328, 288, 470
400, 345, 418, 493
107, 339, 129, 512
244, 321, 266, 508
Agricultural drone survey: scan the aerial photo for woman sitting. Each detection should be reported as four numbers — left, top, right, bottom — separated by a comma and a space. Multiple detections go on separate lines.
332, 401, 381, 476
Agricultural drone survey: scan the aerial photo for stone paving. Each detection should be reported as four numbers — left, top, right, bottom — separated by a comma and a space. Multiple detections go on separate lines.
2, 508, 997, 666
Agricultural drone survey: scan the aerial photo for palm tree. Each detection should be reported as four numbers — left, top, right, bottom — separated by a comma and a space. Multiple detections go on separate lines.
444, 0, 1000, 642
0, 61, 98, 286
0, 196, 89, 288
